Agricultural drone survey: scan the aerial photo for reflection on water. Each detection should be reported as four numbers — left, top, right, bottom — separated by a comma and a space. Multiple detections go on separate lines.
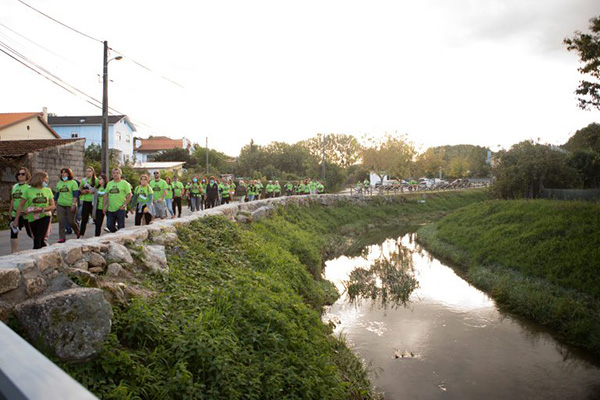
344, 238, 418, 308
324, 233, 600, 400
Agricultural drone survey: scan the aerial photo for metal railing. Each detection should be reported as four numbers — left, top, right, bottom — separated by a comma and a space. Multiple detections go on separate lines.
0, 322, 98, 400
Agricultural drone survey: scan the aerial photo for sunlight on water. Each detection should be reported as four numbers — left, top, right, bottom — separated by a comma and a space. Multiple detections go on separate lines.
323, 234, 600, 400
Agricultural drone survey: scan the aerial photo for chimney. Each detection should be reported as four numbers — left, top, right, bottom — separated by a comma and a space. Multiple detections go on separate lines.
42, 107, 48, 122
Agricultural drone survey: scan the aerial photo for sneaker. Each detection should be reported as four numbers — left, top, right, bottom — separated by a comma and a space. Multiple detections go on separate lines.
103, 227, 110, 233
57, 239, 65, 243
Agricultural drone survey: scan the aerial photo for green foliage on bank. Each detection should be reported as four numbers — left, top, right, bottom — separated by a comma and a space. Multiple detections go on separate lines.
59, 190, 488, 399
418, 199, 600, 355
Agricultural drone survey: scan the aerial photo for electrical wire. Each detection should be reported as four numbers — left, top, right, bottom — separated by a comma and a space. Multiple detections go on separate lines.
16, 0, 102, 43
16, 0, 185, 89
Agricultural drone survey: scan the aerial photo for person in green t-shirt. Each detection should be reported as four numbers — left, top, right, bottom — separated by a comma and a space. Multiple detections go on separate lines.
220, 180, 231, 204
171, 175, 185, 217
14, 171, 55, 249
93, 174, 108, 237
274, 181, 281, 197
79, 166, 98, 237
103, 168, 132, 232
55, 167, 80, 242
130, 174, 154, 226
150, 171, 169, 219
285, 181, 293, 196
8, 167, 32, 253
265, 181, 274, 198
187, 176, 203, 212
164, 176, 176, 219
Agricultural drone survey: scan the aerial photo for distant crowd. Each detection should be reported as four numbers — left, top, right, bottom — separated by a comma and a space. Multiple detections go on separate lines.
8, 166, 325, 252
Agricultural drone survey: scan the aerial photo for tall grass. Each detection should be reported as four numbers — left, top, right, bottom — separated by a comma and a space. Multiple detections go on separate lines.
418, 199, 600, 355
56, 191, 488, 399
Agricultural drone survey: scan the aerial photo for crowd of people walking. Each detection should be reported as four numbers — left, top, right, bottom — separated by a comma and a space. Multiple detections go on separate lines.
8, 166, 326, 252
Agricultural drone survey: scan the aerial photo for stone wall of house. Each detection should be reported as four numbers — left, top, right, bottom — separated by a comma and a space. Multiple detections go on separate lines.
0, 139, 85, 208
29, 139, 85, 187
0, 194, 404, 362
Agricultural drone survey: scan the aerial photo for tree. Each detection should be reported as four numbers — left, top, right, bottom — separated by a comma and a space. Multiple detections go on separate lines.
562, 123, 600, 188
299, 134, 363, 168
154, 147, 196, 169
491, 141, 581, 199
361, 134, 415, 182
564, 16, 600, 110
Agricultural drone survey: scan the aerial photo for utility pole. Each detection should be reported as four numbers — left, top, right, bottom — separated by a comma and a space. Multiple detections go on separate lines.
101, 41, 109, 178
206, 137, 209, 174
101, 41, 121, 177
321, 134, 326, 181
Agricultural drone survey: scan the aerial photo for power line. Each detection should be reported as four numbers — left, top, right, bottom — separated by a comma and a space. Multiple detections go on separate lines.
16, 0, 185, 89
16, 0, 102, 43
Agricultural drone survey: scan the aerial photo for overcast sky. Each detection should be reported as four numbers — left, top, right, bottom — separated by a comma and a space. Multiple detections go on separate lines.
2, 0, 600, 155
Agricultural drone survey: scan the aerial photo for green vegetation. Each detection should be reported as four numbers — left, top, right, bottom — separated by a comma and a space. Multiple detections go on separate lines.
418, 199, 600, 355
56, 190, 487, 399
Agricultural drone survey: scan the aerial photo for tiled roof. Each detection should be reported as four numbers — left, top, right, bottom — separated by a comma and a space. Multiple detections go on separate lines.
135, 137, 185, 152
48, 115, 125, 125
0, 113, 39, 128
0, 139, 84, 157
0, 113, 60, 138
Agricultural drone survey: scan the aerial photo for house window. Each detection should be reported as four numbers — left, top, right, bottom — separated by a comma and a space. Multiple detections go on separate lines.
126, 135, 130, 143
71, 132, 79, 138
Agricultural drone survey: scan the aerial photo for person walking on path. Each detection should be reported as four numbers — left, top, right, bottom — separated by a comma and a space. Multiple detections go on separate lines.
205, 176, 219, 209
188, 176, 203, 212
55, 168, 80, 243
171, 175, 184, 217
103, 168, 132, 233
92, 174, 108, 237
79, 166, 98, 237
149, 171, 168, 220
14, 171, 55, 249
164, 176, 176, 219
8, 167, 32, 253
130, 174, 154, 226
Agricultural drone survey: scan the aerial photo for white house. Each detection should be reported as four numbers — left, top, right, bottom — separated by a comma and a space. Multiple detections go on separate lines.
49, 114, 136, 164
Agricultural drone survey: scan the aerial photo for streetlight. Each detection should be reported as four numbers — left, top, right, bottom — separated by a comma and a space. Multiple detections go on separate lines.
101, 41, 122, 178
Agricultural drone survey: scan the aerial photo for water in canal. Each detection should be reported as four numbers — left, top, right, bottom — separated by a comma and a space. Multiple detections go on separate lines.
323, 233, 600, 400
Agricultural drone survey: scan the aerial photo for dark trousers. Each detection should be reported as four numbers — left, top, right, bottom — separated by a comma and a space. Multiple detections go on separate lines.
80, 201, 93, 236
205, 197, 216, 209
173, 196, 182, 217
30, 216, 50, 249
135, 211, 152, 226
10, 216, 31, 239
94, 209, 105, 237
106, 209, 126, 232
57, 205, 79, 240
221, 196, 230, 204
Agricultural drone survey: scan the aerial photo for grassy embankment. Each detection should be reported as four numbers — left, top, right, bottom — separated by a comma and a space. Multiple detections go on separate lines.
56, 190, 488, 399
418, 199, 600, 356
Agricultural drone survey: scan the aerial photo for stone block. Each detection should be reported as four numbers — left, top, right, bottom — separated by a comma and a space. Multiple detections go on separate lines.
0, 268, 21, 294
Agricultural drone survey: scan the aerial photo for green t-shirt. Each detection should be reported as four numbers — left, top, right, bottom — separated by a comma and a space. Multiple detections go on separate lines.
56, 179, 79, 207
189, 182, 203, 195
172, 181, 184, 197
22, 187, 53, 222
105, 180, 132, 212
134, 185, 153, 205
149, 179, 168, 200
80, 177, 98, 203
11, 183, 30, 217
163, 184, 172, 199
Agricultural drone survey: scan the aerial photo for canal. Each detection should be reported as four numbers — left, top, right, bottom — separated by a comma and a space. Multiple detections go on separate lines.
323, 233, 600, 399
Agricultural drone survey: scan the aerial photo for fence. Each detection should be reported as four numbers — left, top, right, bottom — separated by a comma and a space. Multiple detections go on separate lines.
540, 188, 600, 201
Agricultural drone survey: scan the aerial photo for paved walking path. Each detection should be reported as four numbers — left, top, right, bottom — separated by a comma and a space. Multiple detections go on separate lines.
0, 205, 199, 256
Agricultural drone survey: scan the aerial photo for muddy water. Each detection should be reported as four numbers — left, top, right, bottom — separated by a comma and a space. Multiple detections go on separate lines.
324, 234, 600, 400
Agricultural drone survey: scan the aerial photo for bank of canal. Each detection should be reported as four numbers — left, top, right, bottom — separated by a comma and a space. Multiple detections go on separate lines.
324, 234, 600, 400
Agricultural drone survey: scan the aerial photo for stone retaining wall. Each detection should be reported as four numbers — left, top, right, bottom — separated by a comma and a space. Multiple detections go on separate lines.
0, 193, 403, 361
